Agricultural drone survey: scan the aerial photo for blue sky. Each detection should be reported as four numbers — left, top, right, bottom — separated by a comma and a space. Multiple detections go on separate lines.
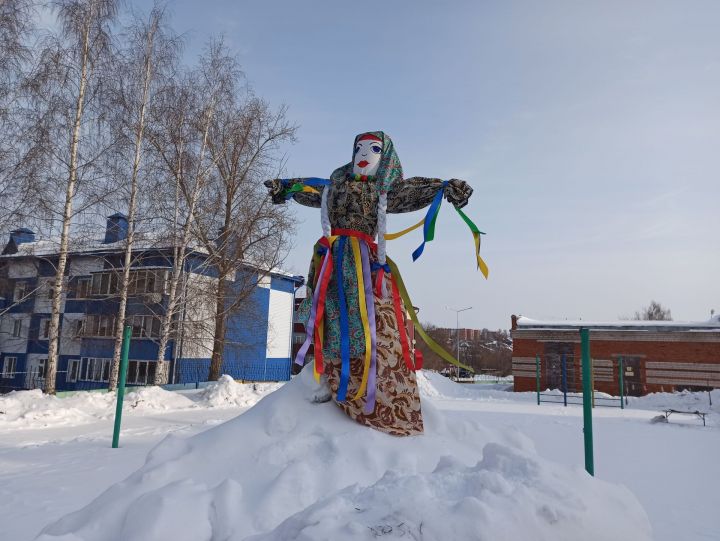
152, 0, 719, 330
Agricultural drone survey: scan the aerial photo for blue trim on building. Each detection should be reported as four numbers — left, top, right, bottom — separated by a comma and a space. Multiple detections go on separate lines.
1, 225, 300, 391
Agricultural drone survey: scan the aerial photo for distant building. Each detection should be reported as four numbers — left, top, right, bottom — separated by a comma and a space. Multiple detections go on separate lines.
510, 315, 720, 396
0, 215, 303, 392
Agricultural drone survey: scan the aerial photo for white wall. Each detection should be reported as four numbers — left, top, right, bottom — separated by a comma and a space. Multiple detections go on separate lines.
265, 289, 293, 359
180, 274, 217, 359
69, 256, 104, 276
8, 260, 37, 279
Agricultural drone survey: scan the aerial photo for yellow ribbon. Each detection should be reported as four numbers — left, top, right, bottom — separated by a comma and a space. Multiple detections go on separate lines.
474, 234, 489, 279
384, 217, 425, 240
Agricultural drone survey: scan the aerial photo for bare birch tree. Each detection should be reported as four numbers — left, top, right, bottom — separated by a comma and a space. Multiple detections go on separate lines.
105, 6, 179, 390
145, 44, 233, 384
185, 45, 296, 382
0, 0, 38, 232
24, 0, 118, 394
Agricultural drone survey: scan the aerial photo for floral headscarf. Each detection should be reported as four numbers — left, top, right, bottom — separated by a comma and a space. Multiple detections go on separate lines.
330, 131, 403, 194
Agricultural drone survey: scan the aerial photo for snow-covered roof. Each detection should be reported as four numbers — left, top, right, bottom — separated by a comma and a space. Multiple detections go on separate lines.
515, 315, 720, 332
0, 236, 302, 282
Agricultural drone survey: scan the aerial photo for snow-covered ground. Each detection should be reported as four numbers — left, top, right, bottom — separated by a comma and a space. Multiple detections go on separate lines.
0, 371, 717, 540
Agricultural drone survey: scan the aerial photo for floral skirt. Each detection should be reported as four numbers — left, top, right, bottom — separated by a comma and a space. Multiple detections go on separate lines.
324, 296, 423, 436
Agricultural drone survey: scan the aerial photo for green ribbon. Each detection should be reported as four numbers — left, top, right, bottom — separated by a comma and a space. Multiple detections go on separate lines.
454, 206, 485, 236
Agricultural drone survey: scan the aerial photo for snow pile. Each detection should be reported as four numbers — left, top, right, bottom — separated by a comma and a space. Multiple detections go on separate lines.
197, 375, 283, 408
38, 365, 652, 541
631, 389, 718, 418
124, 386, 196, 412
252, 446, 648, 541
0, 379, 285, 430
0, 389, 115, 428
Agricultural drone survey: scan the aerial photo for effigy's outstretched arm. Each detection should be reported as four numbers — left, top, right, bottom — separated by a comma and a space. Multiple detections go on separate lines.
263, 178, 328, 208
387, 177, 472, 213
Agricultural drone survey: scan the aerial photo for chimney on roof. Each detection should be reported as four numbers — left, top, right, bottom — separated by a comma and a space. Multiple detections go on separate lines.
104, 213, 128, 244
2, 228, 36, 255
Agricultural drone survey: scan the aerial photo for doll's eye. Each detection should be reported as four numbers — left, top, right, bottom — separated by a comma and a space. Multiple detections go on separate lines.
370, 145, 382, 154
354, 145, 361, 154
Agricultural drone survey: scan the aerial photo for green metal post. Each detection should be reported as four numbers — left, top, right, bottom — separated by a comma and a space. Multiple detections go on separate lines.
590, 356, 595, 408
580, 328, 594, 476
618, 357, 624, 410
536, 354, 541, 405
112, 325, 132, 449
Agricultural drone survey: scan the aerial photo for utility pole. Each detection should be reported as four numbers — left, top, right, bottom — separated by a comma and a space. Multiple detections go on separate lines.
446, 306, 472, 379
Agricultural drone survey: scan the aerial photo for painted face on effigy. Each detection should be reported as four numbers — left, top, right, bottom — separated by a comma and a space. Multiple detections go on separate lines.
353, 134, 383, 177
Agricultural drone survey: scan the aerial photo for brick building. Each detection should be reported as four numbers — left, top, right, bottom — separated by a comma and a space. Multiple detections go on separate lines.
511, 314, 720, 396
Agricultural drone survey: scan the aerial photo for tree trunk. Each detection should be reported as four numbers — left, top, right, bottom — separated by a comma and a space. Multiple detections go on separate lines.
45, 22, 90, 395
207, 277, 227, 381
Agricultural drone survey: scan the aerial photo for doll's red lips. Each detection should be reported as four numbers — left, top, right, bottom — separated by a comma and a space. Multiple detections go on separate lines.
357, 160, 369, 168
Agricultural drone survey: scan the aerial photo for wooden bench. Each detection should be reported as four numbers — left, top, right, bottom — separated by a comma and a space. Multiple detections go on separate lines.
663, 409, 708, 427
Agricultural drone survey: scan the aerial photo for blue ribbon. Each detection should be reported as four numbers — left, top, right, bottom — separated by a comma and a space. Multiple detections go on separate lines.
280, 177, 331, 187
336, 236, 350, 401
371, 262, 391, 273
411, 181, 447, 262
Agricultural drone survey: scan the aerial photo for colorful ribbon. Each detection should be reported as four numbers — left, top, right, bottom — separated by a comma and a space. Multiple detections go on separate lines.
411, 182, 446, 261
280, 178, 331, 200
389, 273, 415, 372
454, 206, 489, 278
371, 262, 390, 298
384, 181, 489, 279
295, 249, 330, 368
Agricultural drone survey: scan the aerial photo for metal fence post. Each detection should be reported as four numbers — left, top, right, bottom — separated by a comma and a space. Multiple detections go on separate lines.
536, 354, 541, 405
112, 326, 132, 449
561, 353, 568, 407
618, 357, 624, 410
580, 328, 594, 476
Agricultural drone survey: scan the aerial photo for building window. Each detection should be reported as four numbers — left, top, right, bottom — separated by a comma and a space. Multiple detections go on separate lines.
40, 318, 50, 340
130, 315, 162, 338
126, 360, 157, 384
73, 319, 85, 338
66, 359, 80, 382
12, 319, 22, 338
80, 357, 112, 382
83, 315, 117, 338
75, 277, 91, 298
89, 269, 167, 297
13, 282, 26, 302
1, 356, 17, 378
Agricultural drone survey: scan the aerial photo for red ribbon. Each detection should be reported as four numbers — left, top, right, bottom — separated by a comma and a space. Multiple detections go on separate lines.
375, 268, 385, 297
313, 237, 334, 375
390, 275, 414, 372
331, 228, 376, 249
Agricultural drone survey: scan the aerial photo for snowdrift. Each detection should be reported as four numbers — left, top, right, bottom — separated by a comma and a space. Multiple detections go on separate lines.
0, 377, 281, 430
38, 366, 652, 541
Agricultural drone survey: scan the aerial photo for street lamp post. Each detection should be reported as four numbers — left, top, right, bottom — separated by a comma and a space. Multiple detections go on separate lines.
446, 306, 472, 380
